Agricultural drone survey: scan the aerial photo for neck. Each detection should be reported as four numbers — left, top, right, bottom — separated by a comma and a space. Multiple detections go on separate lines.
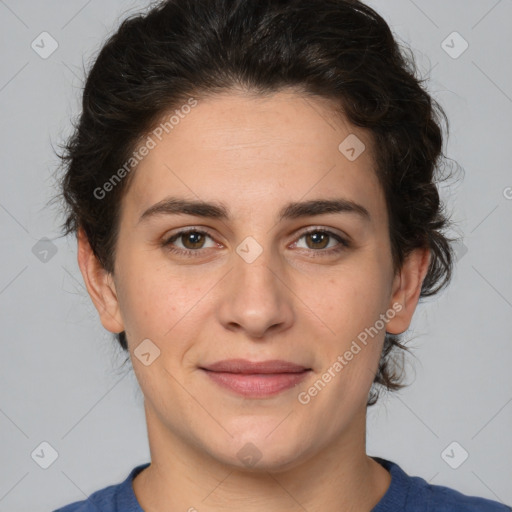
132, 402, 391, 512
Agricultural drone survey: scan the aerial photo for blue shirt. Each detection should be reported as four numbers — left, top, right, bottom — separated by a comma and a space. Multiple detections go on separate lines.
53, 456, 511, 511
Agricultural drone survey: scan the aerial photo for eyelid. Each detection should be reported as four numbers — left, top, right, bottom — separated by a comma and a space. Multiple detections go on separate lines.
290, 226, 350, 249
294, 225, 349, 239
163, 226, 221, 246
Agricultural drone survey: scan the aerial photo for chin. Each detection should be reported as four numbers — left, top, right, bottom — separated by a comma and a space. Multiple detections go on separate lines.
206, 428, 312, 473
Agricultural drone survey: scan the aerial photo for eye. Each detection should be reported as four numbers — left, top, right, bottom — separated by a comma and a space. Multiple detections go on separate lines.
161, 227, 350, 259
292, 228, 349, 254
162, 228, 218, 256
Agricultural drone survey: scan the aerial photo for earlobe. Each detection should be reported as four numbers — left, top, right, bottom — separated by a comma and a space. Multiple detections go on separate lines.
385, 247, 431, 335
76, 227, 125, 334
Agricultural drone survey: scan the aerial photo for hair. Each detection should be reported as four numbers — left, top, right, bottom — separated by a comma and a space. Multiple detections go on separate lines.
56, 0, 458, 406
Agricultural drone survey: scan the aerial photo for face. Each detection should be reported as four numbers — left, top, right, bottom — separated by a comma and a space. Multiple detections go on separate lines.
79, 89, 427, 472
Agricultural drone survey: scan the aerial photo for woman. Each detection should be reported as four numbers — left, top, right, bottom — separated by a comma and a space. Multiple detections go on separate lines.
53, 0, 510, 510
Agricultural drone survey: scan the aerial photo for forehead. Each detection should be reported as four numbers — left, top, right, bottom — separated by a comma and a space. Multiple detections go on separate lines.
122, 89, 385, 227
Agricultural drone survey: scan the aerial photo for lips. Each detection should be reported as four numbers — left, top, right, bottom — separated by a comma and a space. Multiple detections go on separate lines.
200, 359, 312, 398
201, 359, 310, 374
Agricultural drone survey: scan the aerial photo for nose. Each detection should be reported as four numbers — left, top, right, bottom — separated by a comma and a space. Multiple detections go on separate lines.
215, 244, 295, 339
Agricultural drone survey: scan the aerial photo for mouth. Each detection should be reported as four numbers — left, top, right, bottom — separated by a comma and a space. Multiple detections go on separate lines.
199, 359, 312, 398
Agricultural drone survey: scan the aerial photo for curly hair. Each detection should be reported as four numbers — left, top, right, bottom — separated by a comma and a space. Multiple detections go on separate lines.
56, 0, 457, 406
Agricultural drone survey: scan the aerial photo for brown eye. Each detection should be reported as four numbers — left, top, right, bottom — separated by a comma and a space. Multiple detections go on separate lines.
163, 229, 217, 254
180, 231, 206, 249
304, 231, 330, 249
293, 229, 350, 255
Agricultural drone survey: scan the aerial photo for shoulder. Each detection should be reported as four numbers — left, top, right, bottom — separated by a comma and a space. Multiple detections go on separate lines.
426, 482, 511, 512
52, 463, 150, 512
373, 457, 511, 512
53, 501, 95, 512
53, 481, 123, 512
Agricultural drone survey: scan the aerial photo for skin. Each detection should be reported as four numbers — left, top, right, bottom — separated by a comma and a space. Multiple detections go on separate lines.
78, 88, 430, 511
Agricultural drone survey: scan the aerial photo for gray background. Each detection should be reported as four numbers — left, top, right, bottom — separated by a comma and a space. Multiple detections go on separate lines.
0, 0, 511, 510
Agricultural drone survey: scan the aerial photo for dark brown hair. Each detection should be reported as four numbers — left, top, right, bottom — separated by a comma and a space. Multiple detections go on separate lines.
56, 0, 457, 406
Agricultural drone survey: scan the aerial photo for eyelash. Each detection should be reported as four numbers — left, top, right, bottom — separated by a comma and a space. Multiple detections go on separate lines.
161, 227, 350, 258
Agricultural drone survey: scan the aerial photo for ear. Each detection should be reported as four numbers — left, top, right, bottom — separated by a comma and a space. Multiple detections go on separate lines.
386, 247, 431, 335
77, 226, 124, 333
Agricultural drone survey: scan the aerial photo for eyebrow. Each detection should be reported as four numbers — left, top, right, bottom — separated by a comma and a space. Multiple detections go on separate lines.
138, 196, 371, 224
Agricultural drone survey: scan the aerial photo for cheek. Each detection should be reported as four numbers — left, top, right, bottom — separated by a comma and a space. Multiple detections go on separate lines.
303, 262, 391, 335
113, 253, 175, 339
298, 261, 391, 394
115, 252, 213, 347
